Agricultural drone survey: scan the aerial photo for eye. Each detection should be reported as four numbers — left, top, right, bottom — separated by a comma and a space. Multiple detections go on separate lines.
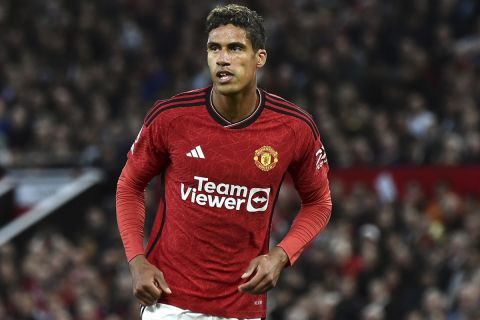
208, 44, 220, 52
231, 44, 243, 51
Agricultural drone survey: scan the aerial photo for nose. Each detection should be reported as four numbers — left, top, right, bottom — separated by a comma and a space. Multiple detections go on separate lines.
216, 49, 230, 66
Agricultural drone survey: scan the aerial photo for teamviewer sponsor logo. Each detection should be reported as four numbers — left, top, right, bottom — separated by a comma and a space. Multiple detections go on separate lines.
180, 176, 270, 213
246, 188, 270, 212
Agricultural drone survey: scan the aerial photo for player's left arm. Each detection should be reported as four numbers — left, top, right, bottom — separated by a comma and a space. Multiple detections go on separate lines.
239, 124, 332, 295
277, 127, 332, 265
238, 246, 289, 294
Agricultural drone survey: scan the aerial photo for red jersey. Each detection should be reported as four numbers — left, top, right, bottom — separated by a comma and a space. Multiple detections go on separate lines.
116, 86, 332, 318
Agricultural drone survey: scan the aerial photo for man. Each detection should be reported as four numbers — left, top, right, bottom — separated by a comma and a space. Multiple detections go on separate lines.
116, 4, 332, 320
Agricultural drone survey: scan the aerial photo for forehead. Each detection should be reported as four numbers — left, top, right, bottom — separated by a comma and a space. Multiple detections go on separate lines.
207, 24, 251, 45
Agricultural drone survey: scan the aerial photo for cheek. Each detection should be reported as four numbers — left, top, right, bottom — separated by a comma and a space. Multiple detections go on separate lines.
239, 59, 255, 73
243, 62, 256, 77
207, 58, 216, 73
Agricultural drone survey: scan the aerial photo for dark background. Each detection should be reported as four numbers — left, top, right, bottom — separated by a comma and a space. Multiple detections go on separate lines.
0, 1, 479, 319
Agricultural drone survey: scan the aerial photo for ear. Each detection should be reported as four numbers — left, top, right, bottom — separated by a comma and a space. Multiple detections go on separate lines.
256, 49, 267, 68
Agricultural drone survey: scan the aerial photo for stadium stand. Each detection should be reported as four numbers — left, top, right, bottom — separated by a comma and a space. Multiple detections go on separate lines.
0, 0, 479, 319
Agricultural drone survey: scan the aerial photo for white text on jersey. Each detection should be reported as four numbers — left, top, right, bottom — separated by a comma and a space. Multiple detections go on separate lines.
180, 176, 270, 212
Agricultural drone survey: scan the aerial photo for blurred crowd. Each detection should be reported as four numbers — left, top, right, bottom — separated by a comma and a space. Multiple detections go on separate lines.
1, 0, 480, 319
0, 0, 479, 169
0, 204, 139, 320
270, 178, 480, 320
1, 180, 479, 319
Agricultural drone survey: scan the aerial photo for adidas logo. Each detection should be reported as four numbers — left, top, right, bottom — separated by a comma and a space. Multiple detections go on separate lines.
186, 146, 205, 159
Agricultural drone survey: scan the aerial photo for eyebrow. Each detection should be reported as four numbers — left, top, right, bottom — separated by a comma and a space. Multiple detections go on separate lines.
207, 41, 247, 48
228, 42, 246, 48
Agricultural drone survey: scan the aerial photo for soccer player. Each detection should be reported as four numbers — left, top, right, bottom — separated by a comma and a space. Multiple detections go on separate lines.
116, 4, 332, 320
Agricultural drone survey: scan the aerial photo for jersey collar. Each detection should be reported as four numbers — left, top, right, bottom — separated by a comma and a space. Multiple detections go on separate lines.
206, 87, 265, 129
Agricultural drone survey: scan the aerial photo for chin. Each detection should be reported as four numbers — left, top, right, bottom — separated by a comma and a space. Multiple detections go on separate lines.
214, 83, 240, 95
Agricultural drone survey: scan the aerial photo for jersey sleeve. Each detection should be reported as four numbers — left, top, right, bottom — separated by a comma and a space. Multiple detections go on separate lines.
277, 123, 332, 265
116, 118, 169, 262
127, 117, 170, 175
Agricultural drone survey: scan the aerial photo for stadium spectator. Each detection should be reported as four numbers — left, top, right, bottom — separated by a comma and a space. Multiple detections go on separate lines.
0, 0, 479, 169
1, 182, 479, 318
1, 0, 480, 319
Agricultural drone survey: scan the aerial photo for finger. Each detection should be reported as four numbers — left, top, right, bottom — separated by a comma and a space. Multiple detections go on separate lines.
250, 279, 273, 294
133, 285, 154, 300
238, 268, 266, 292
241, 258, 261, 279
135, 290, 157, 306
242, 274, 270, 294
135, 291, 157, 306
138, 297, 155, 306
154, 273, 172, 294
137, 283, 162, 302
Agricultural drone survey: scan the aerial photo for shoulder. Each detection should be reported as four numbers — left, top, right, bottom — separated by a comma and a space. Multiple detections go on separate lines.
262, 90, 319, 140
143, 87, 209, 127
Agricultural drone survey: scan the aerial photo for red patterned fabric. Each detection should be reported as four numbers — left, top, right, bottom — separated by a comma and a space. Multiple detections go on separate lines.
116, 87, 332, 318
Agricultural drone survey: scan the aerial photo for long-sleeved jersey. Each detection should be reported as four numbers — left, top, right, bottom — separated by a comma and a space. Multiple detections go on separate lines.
116, 86, 332, 319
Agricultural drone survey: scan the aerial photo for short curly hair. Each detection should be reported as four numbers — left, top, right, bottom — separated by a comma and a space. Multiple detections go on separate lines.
205, 4, 266, 51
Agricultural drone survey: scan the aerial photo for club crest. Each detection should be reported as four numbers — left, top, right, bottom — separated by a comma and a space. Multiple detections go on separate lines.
254, 146, 278, 171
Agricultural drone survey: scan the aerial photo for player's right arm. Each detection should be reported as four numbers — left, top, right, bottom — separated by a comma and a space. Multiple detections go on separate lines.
128, 254, 171, 305
116, 117, 171, 305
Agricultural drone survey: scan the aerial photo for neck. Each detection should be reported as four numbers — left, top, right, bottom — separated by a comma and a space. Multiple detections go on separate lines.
211, 86, 259, 123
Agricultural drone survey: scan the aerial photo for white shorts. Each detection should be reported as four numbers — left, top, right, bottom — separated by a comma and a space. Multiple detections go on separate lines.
141, 303, 261, 320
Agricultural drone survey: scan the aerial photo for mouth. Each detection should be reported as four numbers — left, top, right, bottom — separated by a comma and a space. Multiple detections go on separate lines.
216, 70, 234, 84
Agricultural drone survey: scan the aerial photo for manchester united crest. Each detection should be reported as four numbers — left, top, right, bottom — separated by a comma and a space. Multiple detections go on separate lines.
254, 146, 279, 171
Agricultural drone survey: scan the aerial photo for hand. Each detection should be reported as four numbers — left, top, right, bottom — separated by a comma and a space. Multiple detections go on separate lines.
238, 246, 289, 295
128, 255, 172, 306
